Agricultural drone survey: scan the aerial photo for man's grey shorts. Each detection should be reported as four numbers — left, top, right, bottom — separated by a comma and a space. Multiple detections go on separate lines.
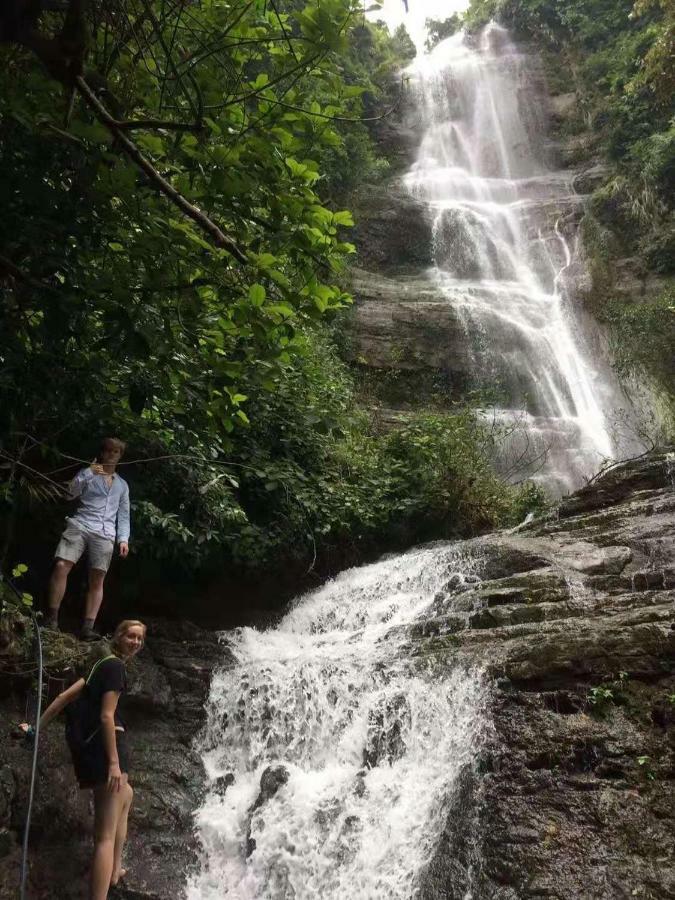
55, 519, 114, 573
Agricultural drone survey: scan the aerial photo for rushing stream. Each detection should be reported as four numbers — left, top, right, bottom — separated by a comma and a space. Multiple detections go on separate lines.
404, 25, 634, 494
188, 547, 488, 898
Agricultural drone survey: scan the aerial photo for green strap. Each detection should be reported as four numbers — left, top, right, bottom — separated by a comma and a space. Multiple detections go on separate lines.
82, 654, 120, 744
85, 654, 118, 685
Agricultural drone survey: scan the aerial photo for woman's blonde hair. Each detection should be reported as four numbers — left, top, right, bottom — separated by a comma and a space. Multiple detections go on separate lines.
111, 619, 147, 655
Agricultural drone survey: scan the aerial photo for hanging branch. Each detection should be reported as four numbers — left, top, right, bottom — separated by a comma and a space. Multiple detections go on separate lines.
113, 117, 206, 131
75, 75, 247, 262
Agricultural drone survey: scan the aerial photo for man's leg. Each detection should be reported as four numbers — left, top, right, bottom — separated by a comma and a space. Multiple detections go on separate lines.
82, 568, 106, 638
81, 535, 114, 638
46, 559, 75, 627
48, 523, 85, 628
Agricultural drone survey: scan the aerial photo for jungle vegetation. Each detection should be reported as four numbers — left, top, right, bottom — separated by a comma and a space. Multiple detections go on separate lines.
0, 0, 539, 601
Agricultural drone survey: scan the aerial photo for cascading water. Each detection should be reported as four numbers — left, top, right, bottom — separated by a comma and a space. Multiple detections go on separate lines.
187, 23, 648, 900
404, 25, 634, 494
188, 547, 488, 899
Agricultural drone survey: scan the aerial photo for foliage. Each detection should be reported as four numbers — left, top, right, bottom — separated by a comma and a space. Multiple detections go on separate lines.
425, 15, 462, 51
390, 23, 417, 61
0, 1, 543, 588
0, 565, 33, 615
587, 671, 629, 715
636, 754, 656, 780
600, 287, 675, 389
314, 18, 415, 199
125, 328, 545, 573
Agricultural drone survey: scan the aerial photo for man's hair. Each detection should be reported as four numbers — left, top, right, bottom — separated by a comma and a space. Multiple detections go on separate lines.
100, 436, 127, 456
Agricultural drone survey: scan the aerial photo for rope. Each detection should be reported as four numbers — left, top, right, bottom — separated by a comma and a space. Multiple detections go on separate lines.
1, 574, 43, 900
20, 608, 42, 900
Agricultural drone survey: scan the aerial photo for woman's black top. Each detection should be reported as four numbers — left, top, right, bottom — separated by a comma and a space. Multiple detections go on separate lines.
66, 654, 130, 786
85, 656, 127, 733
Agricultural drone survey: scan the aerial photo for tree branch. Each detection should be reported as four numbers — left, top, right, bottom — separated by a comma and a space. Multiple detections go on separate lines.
113, 118, 206, 131
0, 254, 58, 292
75, 76, 247, 263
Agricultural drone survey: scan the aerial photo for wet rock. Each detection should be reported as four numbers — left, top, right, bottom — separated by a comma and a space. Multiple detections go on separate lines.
422, 450, 675, 900
353, 771, 367, 798
213, 772, 235, 796
632, 569, 673, 591
350, 269, 474, 373
351, 186, 433, 274
558, 452, 672, 517
246, 765, 291, 857
573, 163, 610, 194
253, 764, 290, 810
363, 694, 411, 767
549, 91, 577, 122
554, 541, 632, 575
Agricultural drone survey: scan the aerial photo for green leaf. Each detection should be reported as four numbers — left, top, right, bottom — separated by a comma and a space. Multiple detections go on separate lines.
267, 304, 294, 319
136, 134, 165, 156
248, 283, 266, 306
333, 210, 354, 227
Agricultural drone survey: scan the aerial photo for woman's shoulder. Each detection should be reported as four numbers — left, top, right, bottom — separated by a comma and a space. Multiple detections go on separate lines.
88, 653, 126, 689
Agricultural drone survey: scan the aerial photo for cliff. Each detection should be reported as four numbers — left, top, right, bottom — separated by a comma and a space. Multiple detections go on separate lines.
1, 449, 673, 899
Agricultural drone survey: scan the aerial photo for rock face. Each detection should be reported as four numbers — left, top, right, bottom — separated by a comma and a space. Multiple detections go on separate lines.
0, 453, 672, 899
413, 449, 675, 899
0, 619, 223, 900
351, 268, 474, 373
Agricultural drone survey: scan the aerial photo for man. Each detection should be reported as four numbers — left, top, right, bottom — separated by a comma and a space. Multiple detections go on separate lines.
47, 437, 130, 640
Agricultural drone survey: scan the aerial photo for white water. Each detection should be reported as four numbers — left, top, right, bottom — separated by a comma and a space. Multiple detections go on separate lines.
188, 547, 488, 899
404, 25, 628, 494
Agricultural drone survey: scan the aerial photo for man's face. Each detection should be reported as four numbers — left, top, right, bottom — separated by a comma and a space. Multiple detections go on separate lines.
100, 444, 123, 466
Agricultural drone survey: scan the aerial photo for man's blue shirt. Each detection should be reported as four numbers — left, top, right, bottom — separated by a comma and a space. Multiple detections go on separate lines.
68, 468, 131, 543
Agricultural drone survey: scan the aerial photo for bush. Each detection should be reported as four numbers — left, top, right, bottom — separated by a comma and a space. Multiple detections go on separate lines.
601, 288, 675, 391
125, 328, 548, 576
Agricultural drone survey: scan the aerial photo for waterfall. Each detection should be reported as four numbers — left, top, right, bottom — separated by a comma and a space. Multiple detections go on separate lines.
404, 25, 634, 494
187, 24, 649, 900
188, 547, 488, 898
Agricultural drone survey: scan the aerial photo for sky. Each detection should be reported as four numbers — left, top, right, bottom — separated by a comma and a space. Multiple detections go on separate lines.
366, 0, 470, 52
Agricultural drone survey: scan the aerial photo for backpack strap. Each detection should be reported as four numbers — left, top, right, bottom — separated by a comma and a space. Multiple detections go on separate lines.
85, 654, 118, 685
81, 654, 121, 745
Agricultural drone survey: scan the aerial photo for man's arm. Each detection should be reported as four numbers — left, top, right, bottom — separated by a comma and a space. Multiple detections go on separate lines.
117, 482, 130, 556
68, 461, 99, 498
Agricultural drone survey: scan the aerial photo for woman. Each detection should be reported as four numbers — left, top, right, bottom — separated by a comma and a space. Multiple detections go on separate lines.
22, 619, 146, 899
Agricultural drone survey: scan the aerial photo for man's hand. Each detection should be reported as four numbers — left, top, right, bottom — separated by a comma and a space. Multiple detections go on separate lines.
90, 458, 105, 476
119, 542, 129, 558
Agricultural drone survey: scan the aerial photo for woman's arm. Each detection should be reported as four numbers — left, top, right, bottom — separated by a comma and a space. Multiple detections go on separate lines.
20, 678, 85, 733
100, 689, 123, 792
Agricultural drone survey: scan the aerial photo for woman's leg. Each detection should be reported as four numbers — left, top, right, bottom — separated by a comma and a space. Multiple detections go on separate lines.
111, 783, 133, 885
91, 785, 127, 900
